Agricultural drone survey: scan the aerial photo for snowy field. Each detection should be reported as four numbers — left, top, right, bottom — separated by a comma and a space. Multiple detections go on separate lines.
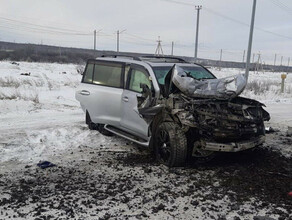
0, 61, 291, 219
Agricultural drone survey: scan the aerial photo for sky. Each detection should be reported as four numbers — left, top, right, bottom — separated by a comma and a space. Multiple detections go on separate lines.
0, 0, 292, 64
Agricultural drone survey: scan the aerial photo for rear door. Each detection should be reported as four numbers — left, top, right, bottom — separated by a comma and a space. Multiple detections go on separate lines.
76, 60, 125, 127
120, 64, 152, 139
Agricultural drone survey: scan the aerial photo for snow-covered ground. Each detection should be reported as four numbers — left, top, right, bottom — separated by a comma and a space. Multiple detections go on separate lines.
0, 61, 291, 219
211, 67, 292, 104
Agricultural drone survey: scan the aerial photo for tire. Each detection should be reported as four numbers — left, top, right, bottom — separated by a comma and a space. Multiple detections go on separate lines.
154, 122, 187, 167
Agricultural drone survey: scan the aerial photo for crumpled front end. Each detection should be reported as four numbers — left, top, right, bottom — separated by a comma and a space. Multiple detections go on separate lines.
137, 66, 270, 153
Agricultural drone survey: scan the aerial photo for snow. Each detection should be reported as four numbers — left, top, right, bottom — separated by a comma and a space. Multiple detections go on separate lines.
0, 61, 291, 219
211, 67, 292, 104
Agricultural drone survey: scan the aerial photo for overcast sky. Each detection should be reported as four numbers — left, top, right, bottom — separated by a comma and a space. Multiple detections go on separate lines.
0, 0, 292, 64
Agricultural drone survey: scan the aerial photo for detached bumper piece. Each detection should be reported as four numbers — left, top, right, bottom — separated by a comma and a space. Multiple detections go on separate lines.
201, 135, 265, 152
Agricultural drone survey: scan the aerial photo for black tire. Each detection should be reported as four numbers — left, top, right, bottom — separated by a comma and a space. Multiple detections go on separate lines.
154, 122, 187, 167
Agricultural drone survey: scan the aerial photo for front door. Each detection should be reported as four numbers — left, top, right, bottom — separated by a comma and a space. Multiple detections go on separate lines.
120, 64, 152, 139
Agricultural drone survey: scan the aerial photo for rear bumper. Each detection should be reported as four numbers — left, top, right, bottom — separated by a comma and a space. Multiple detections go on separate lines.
201, 135, 265, 152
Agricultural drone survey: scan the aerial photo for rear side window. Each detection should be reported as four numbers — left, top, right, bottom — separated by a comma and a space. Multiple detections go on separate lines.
83, 63, 94, 83
93, 63, 123, 88
82, 61, 124, 88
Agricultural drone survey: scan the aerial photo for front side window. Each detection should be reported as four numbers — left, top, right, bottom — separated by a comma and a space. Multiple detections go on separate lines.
128, 67, 152, 93
93, 62, 123, 88
82, 63, 94, 83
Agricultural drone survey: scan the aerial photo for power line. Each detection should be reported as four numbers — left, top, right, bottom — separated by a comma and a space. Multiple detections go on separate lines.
124, 33, 155, 42
161, 0, 292, 40
0, 16, 91, 34
269, 0, 292, 16
204, 7, 292, 40
0, 23, 92, 36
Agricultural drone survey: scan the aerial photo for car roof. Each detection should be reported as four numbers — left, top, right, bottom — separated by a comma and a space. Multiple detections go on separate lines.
95, 57, 202, 68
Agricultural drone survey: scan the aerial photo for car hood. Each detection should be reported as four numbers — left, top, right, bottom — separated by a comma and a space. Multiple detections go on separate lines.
164, 65, 247, 100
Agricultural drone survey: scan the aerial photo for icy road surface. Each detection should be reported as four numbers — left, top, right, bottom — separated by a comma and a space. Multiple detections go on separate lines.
0, 62, 291, 219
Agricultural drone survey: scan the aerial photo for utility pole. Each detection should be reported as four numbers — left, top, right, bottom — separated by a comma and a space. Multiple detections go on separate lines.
281, 56, 283, 66
117, 29, 126, 52
287, 57, 290, 74
171, 41, 174, 56
273, 53, 277, 72
256, 52, 261, 74
219, 49, 223, 70
243, 50, 246, 63
245, 0, 257, 80
194, 5, 202, 60
252, 53, 255, 63
94, 30, 96, 51
155, 36, 164, 56
117, 30, 120, 52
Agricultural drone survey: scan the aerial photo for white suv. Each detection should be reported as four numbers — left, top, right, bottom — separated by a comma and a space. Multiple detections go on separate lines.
76, 55, 270, 167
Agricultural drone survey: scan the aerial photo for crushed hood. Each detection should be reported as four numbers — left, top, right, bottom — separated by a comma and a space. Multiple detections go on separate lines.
164, 65, 247, 100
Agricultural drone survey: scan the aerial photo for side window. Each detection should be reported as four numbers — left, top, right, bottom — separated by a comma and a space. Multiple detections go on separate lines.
128, 67, 152, 93
93, 62, 123, 88
82, 63, 94, 83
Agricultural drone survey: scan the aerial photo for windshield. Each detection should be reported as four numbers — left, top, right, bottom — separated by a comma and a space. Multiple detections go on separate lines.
152, 65, 216, 85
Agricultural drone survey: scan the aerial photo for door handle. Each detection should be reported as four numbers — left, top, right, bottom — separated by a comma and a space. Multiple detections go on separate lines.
80, 90, 90, 96
122, 96, 129, 102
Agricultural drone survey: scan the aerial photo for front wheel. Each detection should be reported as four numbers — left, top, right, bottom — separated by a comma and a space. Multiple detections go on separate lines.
154, 122, 187, 167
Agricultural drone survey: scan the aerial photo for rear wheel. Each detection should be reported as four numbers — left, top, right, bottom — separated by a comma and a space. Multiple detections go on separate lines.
154, 122, 187, 167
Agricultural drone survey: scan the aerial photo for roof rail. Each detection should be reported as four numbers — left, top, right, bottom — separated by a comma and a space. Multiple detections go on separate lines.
98, 54, 190, 63
99, 54, 141, 61
139, 55, 188, 63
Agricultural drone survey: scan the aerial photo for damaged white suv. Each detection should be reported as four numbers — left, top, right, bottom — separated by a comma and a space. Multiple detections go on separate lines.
76, 55, 270, 167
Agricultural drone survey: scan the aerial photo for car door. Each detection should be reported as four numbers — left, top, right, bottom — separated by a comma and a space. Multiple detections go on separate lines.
76, 60, 125, 127
120, 64, 153, 139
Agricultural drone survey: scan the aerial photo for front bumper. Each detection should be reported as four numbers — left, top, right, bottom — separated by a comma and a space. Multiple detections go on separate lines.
201, 135, 265, 152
